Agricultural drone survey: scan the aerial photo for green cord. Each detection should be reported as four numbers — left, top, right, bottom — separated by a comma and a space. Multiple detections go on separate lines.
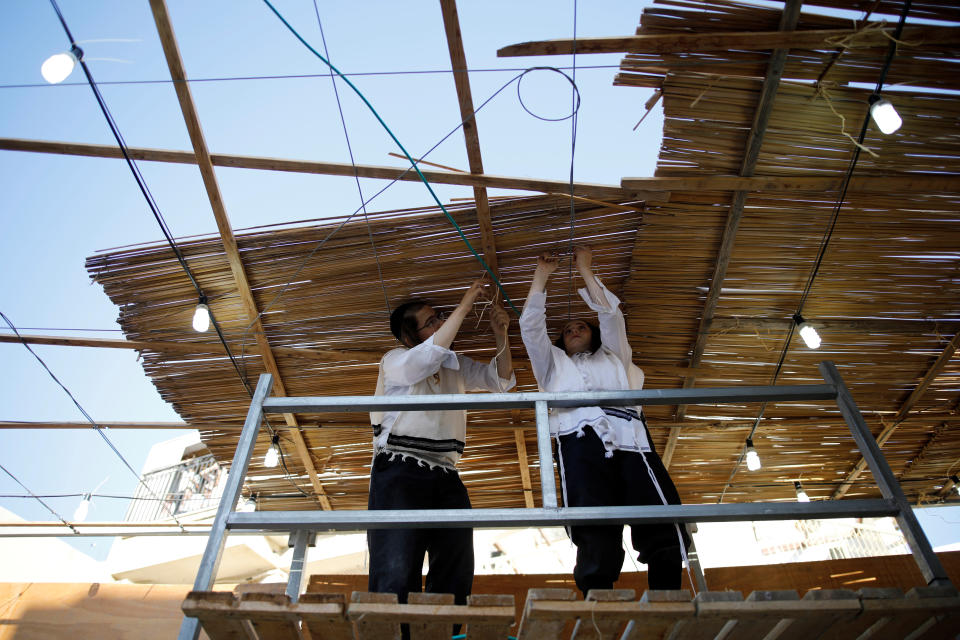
262, 0, 520, 316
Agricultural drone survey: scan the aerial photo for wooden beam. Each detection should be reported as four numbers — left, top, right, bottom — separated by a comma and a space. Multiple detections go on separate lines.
149, 0, 330, 510
711, 318, 960, 335
622, 174, 960, 193
0, 332, 382, 363
832, 331, 960, 500
666, 0, 803, 466
497, 25, 958, 57
0, 137, 653, 200
439, 0, 499, 276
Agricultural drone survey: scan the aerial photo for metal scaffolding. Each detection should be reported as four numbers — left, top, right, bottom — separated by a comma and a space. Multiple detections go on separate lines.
178, 360, 953, 640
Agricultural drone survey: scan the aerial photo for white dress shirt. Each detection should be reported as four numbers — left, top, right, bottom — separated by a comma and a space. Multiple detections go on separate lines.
519, 282, 650, 455
370, 335, 516, 469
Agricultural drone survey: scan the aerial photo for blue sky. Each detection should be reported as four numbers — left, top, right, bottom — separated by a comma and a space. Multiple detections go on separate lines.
0, 0, 956, 565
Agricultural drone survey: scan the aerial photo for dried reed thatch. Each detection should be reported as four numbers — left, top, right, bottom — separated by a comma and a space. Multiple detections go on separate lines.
87, 0, 960, 513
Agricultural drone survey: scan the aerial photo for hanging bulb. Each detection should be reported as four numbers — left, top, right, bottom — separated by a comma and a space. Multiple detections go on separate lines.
41, 45, 82, 84
264, 435, 280, 468
238, 494, 257, 512
745, 438, 762, 471
794, 481, 810, 503
73, 493, 92, 521
952, 475, 960, 496
192, 297, 210, 332
869, 95, 902, 135
794, 314, 821, 350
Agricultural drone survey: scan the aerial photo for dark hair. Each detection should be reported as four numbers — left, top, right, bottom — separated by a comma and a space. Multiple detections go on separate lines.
554, 320, 602, 354
390, 300, 429, 347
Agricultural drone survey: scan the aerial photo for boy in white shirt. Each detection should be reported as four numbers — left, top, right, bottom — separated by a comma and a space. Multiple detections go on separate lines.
368, 278, 515, 619
519, 247, 688, 596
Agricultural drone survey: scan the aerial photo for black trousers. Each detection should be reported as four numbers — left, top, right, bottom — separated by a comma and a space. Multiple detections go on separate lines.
367, 452, 474, 606
557, 426, 690, 596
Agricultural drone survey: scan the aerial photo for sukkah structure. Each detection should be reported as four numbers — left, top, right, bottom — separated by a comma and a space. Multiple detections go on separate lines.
72, 0, 959, 521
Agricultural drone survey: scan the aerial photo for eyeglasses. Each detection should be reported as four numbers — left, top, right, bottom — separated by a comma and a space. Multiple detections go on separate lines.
416, 312, 445, 332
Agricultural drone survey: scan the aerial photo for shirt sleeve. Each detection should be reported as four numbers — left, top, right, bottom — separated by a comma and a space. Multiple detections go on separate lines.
381, 335, 459, 387
519, 290, 557, 389
578, 278, 632, 370
458, 354, 517, 392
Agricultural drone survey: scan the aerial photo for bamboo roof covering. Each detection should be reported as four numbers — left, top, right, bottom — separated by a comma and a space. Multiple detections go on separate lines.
86, 0, 960, 515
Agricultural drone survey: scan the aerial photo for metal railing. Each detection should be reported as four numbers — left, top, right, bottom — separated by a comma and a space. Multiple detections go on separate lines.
125, 453, 224, 522
178, 360, 953, 640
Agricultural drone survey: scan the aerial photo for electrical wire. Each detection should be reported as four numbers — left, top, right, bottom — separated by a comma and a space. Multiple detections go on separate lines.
0, 462, 78, 533
0, 309, 187, 531
233, 65, 579, 356
0, 64, 620, 91
717, 0, 913, 505
566, 0, 579, 320
312, 1, 391, 319
262, 0, 524, 315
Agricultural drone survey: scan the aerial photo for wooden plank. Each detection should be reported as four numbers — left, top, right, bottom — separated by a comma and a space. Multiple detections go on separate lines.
407, 592, 455, 640
0, 137, 643, 200
621, 175, 960, 193
621, 590, 694, 640
669, 0, 802, 440
773, 589, 861, 640
0, 332, 383, 363
349, 592, 400, 640
293, 593, 352, 640
870, 586, 960, 639
181, 591, 255, 640
516, 588, 578, 640
675, 591, 744, 640
571, 589, 635, 640
832, 331, 960, 499
497, 26, 959, 57
464, 594, 516, 640
701, 590, 800, 640
148, 0, 330, 510
512, 410, 535, 508
236, 592, 301, 640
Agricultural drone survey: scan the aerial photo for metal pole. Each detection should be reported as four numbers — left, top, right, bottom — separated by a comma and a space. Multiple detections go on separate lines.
286, 529, 312, 603
686, 532, 708, 593
818, 361, 951, 587
535, 400, 557, 508
178, 373, 274, 640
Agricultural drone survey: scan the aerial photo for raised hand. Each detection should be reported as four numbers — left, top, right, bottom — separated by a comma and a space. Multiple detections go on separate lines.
535, 252, 559, 277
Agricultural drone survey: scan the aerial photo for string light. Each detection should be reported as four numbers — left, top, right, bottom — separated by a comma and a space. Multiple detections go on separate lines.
192, 296, 210, 332
794, 481, 810, 503
41, 44, 82, 84
745, 438, 761, 471
868, 95, 902, 135
264, 435, 280, 468
72, 492, 92, 521
794, 314, 821, 350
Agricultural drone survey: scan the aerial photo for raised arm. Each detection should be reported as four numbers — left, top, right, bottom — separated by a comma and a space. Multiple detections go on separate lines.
574, 246, 632, 369
520, 253, 560, 387
574, 246, 609, 310
489, 304, 513, 380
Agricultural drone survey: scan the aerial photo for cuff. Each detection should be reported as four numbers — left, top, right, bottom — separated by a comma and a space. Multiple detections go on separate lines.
418, 334, 460, 370
578, 277, 621, 313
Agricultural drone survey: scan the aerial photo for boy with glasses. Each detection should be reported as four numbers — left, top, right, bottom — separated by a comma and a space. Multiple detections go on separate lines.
368, 278, 514, 624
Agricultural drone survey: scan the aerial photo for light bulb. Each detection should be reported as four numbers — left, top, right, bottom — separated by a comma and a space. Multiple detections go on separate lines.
264, 438, 280, 468
794, 481, 810, 503
869, 97, 902, 135
73, 494, 91, 521
796, 317, 821, 350
41, 48, 80, 84
745, 439, 761, 471
952, 475, 960, 496
192, 303, 210, 332
238, 496, 257, 512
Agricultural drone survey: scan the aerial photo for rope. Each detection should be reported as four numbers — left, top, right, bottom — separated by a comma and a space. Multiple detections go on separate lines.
262, 0, 520, 315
